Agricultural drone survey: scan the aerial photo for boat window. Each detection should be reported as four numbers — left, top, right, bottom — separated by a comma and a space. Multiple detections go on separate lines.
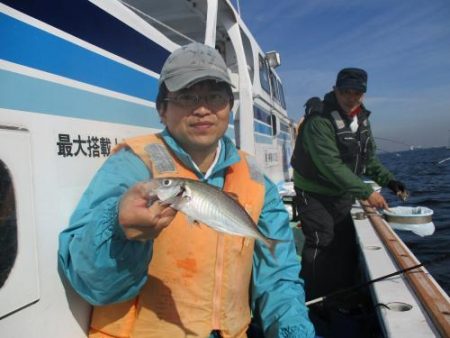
0, 161, 17, 289
269, 69, 280, 103
268, 71, 287, 109
120, 0, 207, 45
240, 29, 254, 84
254, 105, 271, 126
216, 32, 238, 82
280, 121, 289, 134
259, 55, 270, 94
277, 78, 287, 109
271, 114, 278, 136
254, 105, 273, 137
0, 130, 40, 318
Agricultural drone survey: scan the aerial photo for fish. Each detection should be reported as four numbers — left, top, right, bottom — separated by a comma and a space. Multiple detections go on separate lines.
147, 177, 279, 253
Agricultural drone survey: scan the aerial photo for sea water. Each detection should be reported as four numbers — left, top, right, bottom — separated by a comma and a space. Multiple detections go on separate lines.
379, 147, 450, 296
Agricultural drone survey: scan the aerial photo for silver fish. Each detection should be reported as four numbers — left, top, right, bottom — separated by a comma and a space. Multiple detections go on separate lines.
147, 177, 278, 252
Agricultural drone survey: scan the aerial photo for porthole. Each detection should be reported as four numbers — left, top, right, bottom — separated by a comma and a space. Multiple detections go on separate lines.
0, 160, 17, 289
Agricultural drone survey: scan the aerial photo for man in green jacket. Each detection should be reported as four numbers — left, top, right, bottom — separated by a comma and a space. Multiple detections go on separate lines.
291, 68, 406, 331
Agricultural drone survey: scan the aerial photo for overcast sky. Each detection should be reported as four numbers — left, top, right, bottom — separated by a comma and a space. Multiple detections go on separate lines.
238, 0, 450, 151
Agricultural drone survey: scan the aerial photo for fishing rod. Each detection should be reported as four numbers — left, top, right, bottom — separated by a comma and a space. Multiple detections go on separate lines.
437, 157, 450, 165
305, 252, 450, 307
374, 136, 416, 149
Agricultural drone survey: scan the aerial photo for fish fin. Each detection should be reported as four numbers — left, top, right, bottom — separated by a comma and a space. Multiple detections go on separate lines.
159, 196, 178, 206
224, 191, 240, 202
170, 185, 192, 209
170, 194, 200, 227
170, 194, 190, 209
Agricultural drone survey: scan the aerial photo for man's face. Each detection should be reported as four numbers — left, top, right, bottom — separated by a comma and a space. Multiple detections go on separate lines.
334, 88, 364, 114
160, 80, 231, 155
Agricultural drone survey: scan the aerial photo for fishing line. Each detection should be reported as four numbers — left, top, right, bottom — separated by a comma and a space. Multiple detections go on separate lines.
305, 252, 450, 307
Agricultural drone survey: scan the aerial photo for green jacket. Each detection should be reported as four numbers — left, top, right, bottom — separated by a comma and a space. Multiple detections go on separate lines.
293, 92, 394, 199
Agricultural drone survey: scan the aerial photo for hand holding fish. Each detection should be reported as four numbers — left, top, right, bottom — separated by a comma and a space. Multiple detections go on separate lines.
118, 182, 177, 241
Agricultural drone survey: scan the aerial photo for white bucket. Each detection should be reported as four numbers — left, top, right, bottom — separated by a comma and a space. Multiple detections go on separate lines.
383, 206, 435, 237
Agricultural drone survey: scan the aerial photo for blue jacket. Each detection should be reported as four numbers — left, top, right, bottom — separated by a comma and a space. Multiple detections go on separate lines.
58, 129, 314, 338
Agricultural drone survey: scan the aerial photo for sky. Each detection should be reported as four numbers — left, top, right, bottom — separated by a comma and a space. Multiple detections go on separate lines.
237, 0, 450, 152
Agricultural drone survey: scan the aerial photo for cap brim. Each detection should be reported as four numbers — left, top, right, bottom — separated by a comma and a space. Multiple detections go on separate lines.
336, 84, 367, 93
164, 69, 234, 92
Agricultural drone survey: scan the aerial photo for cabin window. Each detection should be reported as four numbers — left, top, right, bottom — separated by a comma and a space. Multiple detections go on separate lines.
240, 29, 254, 84
280, 121, 289, 134
269, 70, 276, 99
254, 105, 273, 137
277, 79, 287, 109
0, 161, 17, 289
121, 0, 207, 45
254, 105, 271, 125
271, 114, 278, 136
268, 70, 287, 109
269, 69, 280, 104
259, 55, 270, 94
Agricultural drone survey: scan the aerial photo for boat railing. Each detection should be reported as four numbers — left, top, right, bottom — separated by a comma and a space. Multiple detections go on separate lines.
359, 201, 450, 337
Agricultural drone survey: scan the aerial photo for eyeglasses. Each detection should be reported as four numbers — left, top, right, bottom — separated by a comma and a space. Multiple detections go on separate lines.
164, 92, 230, 109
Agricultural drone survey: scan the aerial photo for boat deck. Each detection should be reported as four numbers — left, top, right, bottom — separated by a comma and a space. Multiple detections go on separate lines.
352, 203, 442, 337
287, 199, 450, 337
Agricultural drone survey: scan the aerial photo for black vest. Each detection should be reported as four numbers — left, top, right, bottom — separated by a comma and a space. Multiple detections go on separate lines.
291, 98, 373, 187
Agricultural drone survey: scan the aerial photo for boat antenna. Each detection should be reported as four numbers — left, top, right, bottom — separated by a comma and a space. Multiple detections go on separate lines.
306, 252, 450, 306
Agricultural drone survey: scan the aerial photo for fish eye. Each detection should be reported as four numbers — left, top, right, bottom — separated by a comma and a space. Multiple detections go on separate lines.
162, 179, 171, 186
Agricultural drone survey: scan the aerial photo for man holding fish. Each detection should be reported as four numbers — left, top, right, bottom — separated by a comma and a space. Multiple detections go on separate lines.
59, 43, 314, 338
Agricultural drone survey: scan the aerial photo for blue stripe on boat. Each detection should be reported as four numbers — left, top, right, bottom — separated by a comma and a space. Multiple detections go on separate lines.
0, 69, 162, 128
255, 133, 273, 144
1, 0, 170, 73
0, 12, 159, 101
255, 121, 272, 135
0, 70, 239, 133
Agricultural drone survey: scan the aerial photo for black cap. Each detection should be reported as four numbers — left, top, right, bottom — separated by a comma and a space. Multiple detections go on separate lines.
335, 68, 368, 93
304, 97, 322, 116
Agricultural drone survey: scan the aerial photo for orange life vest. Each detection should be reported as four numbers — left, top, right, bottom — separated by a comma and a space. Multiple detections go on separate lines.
89, 134, 265, 338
